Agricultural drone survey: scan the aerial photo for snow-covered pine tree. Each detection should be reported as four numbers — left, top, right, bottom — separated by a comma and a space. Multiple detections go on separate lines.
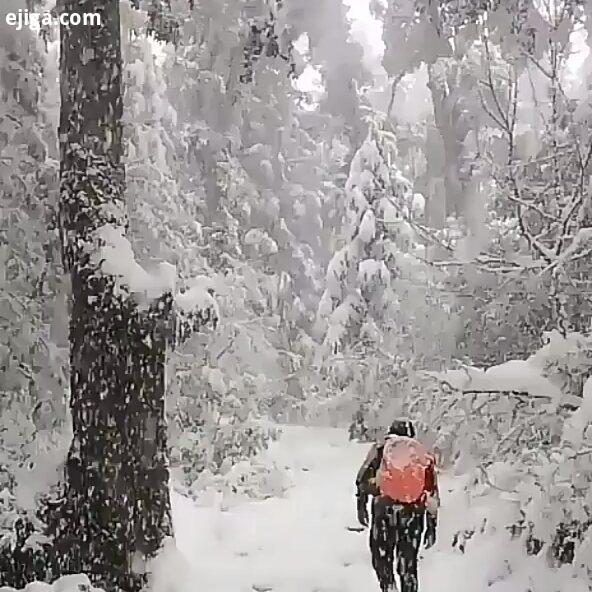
316, 115, 453, 432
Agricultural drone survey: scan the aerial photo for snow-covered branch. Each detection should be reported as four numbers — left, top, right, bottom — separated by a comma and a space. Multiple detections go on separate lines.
90, 225, 219, 345
423, 359, 563, 402
540, 228, 592, 276
174, 281, 219, 346
90, 224, 176, 301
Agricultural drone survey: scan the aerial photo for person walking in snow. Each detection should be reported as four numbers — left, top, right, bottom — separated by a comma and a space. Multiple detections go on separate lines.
355, 419, 439, 592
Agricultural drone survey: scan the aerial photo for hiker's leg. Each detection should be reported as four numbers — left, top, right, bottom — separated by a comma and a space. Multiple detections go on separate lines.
395, 508, 425, 592
370, 498, 397, 592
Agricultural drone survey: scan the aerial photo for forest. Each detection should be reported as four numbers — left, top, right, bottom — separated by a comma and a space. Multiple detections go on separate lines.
1, 0, 592, 591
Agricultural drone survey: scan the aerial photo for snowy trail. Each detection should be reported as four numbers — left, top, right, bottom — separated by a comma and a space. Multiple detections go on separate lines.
168, 426, 472, 592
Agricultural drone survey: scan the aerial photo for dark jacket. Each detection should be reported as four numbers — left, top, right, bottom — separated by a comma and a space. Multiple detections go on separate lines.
356, 441, 384, 498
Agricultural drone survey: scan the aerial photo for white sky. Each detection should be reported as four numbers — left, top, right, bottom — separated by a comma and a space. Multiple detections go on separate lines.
294, 0, 386, 100
297, 1, 591, 118
342, 0, 385, 75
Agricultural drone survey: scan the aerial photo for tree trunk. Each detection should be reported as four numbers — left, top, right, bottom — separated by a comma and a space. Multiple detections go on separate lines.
53, 1, 173, 589
426, 63, 466, 219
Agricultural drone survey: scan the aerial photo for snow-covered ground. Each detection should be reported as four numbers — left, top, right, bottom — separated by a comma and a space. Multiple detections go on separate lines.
164, 426, 478, 592
10, 426, 582, 592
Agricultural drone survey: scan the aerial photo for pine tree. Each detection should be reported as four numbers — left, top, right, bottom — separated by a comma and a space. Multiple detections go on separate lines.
316, 116, 454, 430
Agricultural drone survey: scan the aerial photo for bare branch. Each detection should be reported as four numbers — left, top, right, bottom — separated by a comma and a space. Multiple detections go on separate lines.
482, 35, 511, 133
539, 227, 592, 276
387, 73, 405, 118
477, 87, 507, 131
506, 192, 562, 223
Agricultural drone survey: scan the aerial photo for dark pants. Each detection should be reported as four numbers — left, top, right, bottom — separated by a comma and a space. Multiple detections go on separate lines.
370, 497, 425, 592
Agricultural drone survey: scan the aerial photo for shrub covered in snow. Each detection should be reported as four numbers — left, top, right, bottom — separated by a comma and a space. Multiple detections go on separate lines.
181, 457, 292, 506
169, 408, 278, 499
0, 574, 104, 592
529, 330, 592, 401
402, 347, 592, 581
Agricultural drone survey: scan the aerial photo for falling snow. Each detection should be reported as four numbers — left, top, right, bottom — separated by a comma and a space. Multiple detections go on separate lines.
2, 0, 592, 591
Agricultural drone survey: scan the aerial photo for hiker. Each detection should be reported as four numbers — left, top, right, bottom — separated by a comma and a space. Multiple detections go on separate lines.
355, 419, 439, 592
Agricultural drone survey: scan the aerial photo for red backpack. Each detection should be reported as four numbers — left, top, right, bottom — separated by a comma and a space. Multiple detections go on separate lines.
377, 436, 435, 504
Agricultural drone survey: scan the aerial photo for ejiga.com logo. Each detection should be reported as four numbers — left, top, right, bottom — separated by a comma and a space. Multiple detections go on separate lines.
5, 9, 102, 31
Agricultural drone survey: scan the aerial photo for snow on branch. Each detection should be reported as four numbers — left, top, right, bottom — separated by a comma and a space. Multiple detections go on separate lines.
539, 227, 592, 276
91, 224, 176, 300
358, 259, 389, 286
322, 295, 364, 353
423, 359, 563, 402
357, 209, 376, 243
0, 574, 104, 592
173, 277, 219, 346
324, 244, 356, 300
90, 225, 218, 344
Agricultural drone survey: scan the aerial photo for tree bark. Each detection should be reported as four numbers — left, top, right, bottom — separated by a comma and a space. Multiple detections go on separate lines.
426, 63, 466, 220
53, 2, 173, 589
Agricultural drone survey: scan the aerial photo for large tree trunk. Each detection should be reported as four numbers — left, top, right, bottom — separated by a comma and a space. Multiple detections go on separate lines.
53, 1, 173, 589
